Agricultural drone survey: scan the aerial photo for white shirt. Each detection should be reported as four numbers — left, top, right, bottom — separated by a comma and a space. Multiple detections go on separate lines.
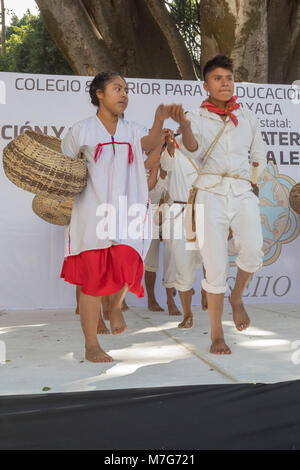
178, 107, 266, 196
148, 175, 168, 205
160, 148, 199, 202
61, 115, 151, 259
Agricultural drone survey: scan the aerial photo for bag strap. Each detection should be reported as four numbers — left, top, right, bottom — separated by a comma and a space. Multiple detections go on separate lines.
201, 120, 229, 168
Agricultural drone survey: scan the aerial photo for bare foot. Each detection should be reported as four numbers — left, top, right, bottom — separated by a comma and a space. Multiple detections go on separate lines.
121, 299, 129, 311
85, 345, 113, 363
201, 289, 208, 311
148, 301, 165, 312
97, 315, 110, 335
229, 295, 251, 331
178, 315, 193, 328
168, 301, 182, 316
210, 338, 232, 355
110, 308, 127, 335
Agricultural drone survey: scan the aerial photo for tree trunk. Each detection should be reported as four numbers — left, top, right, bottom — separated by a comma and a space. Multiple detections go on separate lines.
144, 0, 197, 79
200, 0, 268, 83
268, 0, 300, 84
35, 0, 195, 79
1, 0, 6, 58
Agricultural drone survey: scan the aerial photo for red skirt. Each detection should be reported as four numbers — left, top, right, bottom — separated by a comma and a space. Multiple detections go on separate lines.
60, 245, 144, 297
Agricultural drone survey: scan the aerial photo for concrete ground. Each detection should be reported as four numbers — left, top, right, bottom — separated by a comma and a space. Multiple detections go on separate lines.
0, 303, 300, 396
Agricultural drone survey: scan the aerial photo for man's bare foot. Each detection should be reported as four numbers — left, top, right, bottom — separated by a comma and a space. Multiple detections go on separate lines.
201, 289, 208, 311
148, 300, 165, 312
210, 338, 232, 354
229, 295, 251, 331
110, 308, 127, 335
122, 299, 129, 311
167, 300, 182, 316
178, 315, 193, 328
85, 345, 113, 363
97, 316, 110, 335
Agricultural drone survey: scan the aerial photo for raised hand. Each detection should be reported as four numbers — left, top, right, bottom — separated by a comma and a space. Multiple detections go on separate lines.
155, 104, 173, 121
168, 104, 190, 129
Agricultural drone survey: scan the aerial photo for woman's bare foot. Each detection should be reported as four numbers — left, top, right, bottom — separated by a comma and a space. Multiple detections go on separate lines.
97, 315, 110, 335
148, 300, 165, 312
229, 295, 251, 331
178, 315, 193, 328
121, 299, 129, 311
210, 338, 231, 354
85, 345, 113, 363
110, 308, 127, 335
201, 289, 208, 311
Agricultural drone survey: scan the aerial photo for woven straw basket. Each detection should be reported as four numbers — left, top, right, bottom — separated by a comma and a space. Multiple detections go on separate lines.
32, 196, 74, 226
289, 183, 300, 214
3, 130, 87, 201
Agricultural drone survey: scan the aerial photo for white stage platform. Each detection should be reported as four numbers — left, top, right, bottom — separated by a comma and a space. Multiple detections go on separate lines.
1, 303, 300, 396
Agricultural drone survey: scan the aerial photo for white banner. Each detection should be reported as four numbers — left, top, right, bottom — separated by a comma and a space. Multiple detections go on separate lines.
0, 72, 299, 309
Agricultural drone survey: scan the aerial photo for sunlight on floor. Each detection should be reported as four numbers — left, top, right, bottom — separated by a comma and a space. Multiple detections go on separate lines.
222, 321, 277, 337
0, 323, 48, 335
61, 352, 75, 361
239, 338, 291, 349
67, 342, 191, 390
130, 322, 178, 335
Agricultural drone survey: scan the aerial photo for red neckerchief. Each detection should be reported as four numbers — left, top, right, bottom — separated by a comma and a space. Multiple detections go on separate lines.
201, 95, 240, 126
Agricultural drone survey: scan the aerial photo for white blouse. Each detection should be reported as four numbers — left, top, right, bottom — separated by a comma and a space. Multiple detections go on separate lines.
61, 115, 151, 260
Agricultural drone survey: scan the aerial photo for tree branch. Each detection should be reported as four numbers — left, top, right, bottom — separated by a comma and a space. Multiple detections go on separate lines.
144, 0, 197, 79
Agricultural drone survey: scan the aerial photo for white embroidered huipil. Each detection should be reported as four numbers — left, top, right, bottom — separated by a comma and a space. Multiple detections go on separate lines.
177, 106, 266, 294
61, 115, 151, 261
160, 148, 202, 291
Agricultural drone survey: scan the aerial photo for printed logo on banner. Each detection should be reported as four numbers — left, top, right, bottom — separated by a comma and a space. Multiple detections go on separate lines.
291, 80, 300, 105
0, 80, 6, 104
229, 162, 300, 266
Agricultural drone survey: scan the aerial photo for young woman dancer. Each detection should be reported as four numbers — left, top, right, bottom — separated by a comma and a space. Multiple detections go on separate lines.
61, 72, 175, 362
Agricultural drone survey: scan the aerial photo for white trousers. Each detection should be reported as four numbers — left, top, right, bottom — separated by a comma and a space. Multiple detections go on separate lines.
162, 203, 202, 292
144, 238, 176, 288
196, 189, 264, 294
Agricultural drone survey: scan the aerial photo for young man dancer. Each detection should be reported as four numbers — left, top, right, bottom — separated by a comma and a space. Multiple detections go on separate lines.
169, 55, 266, 354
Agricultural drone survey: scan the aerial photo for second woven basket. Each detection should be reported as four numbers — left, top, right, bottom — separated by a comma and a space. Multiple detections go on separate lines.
32, 196, 73, 226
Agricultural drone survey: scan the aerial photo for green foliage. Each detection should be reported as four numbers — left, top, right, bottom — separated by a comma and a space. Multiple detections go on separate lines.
165, 0, 201, 77
0, 9, 73, 74
0, 3, 201, 77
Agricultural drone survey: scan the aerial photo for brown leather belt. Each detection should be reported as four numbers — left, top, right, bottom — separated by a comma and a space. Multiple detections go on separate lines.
173, 200, 187, 204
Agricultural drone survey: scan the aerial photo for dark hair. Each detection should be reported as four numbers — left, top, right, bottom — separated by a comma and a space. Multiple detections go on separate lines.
89, 72, 125, 106
203, 55, 233, 81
